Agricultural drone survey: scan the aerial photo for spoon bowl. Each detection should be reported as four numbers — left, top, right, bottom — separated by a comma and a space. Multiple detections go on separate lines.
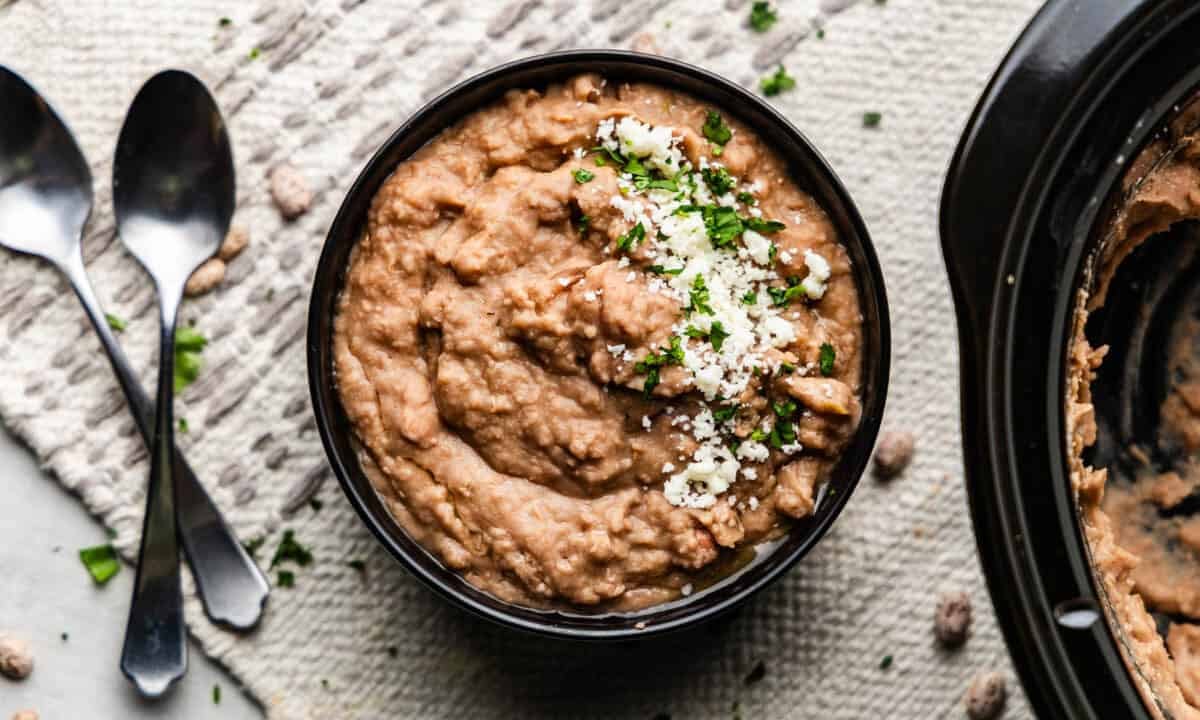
0, 67, 92, 262
113, 70, 233, 290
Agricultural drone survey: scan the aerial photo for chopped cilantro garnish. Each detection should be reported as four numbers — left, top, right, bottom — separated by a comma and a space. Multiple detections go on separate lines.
105, 313, 127, 332
637, 176, 679, 192
684, 321, 729, 351
277, 570, 295, 588
779, 362, 796, 374
624, 154, 648, 176
863, 111, 883, 128
746, 217, 785, 234
768, 277, 806, 307
616, 222, 646, 252
242, 536, 265, 559
577, 214, 590, 235
772, 399, 797, 418
647, 264, 685, 276
712, 405, 739, 422
819, 342, 836, 376
768, 242, 778, 263
737, 191, 756, 205
702, 166, 735, 196
750, 428, 769, 442
709, 321, 730, 351
769, 419, 796, 449
760, 65, 796, 97
702, 110, 732, 146
270, 529, 313, 569
79, 544, 120, 584
572, 169, 594, 183
634, 337, 685, 397
703, 205, 744, 249
688, 274, 714, 315
742, 291, 758, 305
749, 1, 777, 32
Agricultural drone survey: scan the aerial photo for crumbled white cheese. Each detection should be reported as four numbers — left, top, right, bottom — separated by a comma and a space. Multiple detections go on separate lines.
642, 415, 652, 430
681, 583, 694, 596
662, 462, 675, 473
662, 443, 740, 509
573, 146, 586, 159
748, 496, 759, 510
802, 249, 831, 299
607, 343, 626, 356
583, 290, 598, 302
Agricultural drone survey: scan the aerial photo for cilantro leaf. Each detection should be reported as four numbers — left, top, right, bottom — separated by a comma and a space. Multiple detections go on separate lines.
772, 399, 797, 418
712, 405, 739, 422
634, 337, 685, 398
573, 169, 594, 183
105, 313, 127, 332
760, 65, 796, 97
746, 217, 785, 234
213, 684, 222, 704
702, 166, 736, 196
742, 291, 758, 305
270, 529, 313, 569
648, 265, 685, 276
769, 419, 796, 449
750, 428, 769, 442
277, 570, 295, 588
79, 544, 120, 584
709, 321, 730, 351
178, 418, 189, 434
737, 191, 756, 205
749, 1, 778, 32
819, 342, 836, 376
688, 274, 715, 315
703, 205, 745, 249
768, 277, 807, 307
616, 222, 646, 252
174, 326, 208, 392
702, 110, 732, 146
863, 111, 883, 128
577, 214, 590, 235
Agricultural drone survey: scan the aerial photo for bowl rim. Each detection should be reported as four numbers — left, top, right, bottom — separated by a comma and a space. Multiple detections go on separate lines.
307, 48, 890, 641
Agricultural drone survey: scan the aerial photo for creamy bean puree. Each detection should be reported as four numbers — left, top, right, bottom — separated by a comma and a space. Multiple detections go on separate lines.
1069, 102, 1200, 718
333, 74, 863, 611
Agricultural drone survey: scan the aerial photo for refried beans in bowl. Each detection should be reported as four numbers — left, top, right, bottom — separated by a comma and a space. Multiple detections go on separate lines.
311, 51, 888, 634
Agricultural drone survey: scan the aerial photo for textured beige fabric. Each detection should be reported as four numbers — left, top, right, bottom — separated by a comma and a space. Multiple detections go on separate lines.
0, 0, 1044, 717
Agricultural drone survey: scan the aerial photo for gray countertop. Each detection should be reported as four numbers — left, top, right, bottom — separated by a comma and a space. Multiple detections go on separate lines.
0, 426, 260, 720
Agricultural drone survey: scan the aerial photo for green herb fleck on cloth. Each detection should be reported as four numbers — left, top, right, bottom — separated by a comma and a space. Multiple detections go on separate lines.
863, 111, 883, 128
277, 570, 295, 588
270, 529, 313, 569
213, 684, 222, 704
880, 654, 894, 669
79, 544, 120, 584
104, 313, 127, 332
749, 2, 777, 32
760, 66, 796, 97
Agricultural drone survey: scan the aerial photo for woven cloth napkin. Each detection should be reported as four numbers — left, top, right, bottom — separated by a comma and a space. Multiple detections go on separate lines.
0, 0, 1044, 717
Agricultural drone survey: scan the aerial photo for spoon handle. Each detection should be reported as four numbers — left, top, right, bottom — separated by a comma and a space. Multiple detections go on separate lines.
63, 250, 269, 630
120, 292, 187, 698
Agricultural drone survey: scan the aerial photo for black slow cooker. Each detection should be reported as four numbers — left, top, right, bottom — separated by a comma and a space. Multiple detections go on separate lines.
941, 1, 1200, 718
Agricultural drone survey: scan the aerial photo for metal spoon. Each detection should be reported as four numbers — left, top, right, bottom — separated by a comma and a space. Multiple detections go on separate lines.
110, 69, 240, 697
0, 66, 268, 637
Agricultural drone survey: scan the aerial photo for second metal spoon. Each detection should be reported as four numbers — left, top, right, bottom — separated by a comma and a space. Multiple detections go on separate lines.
112, 70, 240, 697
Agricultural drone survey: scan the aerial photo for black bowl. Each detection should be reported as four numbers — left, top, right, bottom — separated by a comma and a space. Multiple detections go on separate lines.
308, 50, 889, 640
